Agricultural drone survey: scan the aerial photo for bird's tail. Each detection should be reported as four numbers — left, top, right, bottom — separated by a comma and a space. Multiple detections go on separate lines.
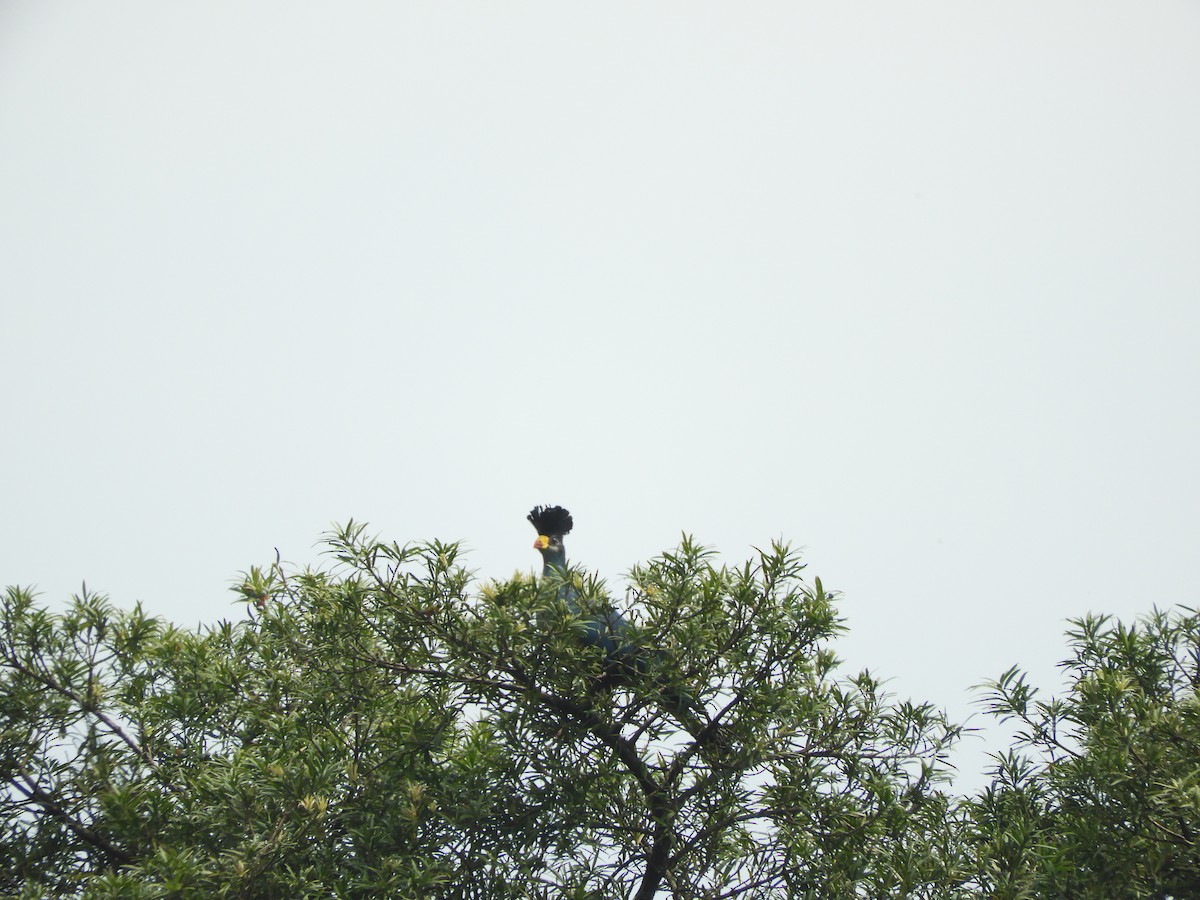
659, 686, 736, 765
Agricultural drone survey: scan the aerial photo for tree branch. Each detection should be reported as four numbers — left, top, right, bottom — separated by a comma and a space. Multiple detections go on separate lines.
12, 766, 134, 867
2, 654, 180, 793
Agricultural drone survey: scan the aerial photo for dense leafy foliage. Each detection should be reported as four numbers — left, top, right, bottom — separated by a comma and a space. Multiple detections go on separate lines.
972, 607, 1200, 898
2, 524, 1197, 897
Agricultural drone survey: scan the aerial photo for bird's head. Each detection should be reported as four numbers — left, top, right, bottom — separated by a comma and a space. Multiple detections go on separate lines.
528, 505, 573, 570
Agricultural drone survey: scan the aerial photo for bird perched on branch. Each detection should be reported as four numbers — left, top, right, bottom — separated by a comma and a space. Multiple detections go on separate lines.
528, 505, 641, 678
528, 504, 730, 754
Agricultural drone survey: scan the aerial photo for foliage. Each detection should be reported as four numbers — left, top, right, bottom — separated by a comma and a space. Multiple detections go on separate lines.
971, 607, 1200, 898
0, 526, 969, 898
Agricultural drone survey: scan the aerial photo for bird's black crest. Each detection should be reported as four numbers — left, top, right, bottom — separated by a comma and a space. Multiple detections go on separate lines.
527, 505, 573, 537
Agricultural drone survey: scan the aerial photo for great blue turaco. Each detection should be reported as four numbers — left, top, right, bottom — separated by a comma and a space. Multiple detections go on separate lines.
528, 504, 729, 752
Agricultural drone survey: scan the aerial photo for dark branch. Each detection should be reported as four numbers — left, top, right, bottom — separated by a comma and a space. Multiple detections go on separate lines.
12, 767, 134, 867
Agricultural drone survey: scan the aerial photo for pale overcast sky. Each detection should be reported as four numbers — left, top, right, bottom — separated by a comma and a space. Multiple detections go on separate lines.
2, 3, 1198, 790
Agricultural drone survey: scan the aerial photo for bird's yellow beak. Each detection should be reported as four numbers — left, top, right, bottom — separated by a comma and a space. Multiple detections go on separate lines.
533, 535, 550, 550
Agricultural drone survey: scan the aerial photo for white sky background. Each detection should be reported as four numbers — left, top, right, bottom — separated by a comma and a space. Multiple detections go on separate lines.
2, 3, 1198, 793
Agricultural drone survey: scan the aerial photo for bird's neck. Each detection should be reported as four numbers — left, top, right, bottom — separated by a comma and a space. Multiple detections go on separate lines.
541, 547, 567, 578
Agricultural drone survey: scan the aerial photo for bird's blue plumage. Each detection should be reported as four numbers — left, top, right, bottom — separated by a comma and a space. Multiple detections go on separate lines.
537, 536, 636, 664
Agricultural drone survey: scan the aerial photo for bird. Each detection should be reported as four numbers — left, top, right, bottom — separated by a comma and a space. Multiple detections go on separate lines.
527, 504, 732, 756
527, 504, 640, 677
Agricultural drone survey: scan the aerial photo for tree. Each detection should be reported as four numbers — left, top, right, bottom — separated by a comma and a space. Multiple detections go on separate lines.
0, 524, 970, 897
971, 607, 1200, 898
